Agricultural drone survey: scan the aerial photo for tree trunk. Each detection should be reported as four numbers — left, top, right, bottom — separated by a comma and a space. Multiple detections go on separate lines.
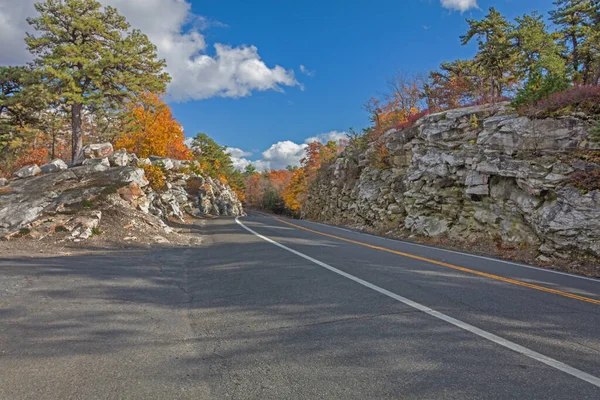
51, 130, 56, 160
71, 103, 83, 163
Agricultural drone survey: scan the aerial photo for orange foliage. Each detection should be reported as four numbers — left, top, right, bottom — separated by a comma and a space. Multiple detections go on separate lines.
281, 168, 306, 213
268, 170, 292, 190
245, 173, 264, 208
116, 92, 192, 160
13, 146, 49, 170
243, 142, 341, 215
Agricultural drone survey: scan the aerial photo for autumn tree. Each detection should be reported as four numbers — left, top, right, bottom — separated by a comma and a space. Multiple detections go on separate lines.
365, 73, 423, 136
116, 92, 191, 160
26, 0, 169, 162
281, 168, 306, 214
424, 60, 479, 111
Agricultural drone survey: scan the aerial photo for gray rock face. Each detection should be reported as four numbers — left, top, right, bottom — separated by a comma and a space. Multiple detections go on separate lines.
0, 147, 244, 240
303, 103, 600, 258
40, 159, 68, 174
13, 165, 42, 179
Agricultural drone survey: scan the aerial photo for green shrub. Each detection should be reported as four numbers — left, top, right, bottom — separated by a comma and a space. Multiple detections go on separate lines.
512, 72, 570, 111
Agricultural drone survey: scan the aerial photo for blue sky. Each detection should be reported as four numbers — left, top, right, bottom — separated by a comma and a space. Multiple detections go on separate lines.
170, 0, 553, 162
0, 0, 555, 169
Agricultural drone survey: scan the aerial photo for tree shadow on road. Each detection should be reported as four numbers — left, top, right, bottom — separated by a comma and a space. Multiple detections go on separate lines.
0, 218, 599, 398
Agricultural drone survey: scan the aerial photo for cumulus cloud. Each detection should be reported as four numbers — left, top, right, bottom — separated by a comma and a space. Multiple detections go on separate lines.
0, 0, 300, 101
225, 147, 253, 170
440, 0, 479, 12
305, 130, 347, 144
227, 130, 348, 172
254, 141, 308, 171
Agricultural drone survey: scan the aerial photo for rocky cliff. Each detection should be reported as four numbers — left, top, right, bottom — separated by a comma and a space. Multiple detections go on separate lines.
303, 103, 600, 260
0, 144, 244, 242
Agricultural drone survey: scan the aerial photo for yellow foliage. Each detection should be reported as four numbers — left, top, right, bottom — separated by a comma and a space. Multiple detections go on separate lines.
116, 92, 192, 160
142, 164, 166, 191
281, 168, 306, 213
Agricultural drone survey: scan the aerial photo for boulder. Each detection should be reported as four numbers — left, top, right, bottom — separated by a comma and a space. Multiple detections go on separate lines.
74, 143, 114, 165
109, 149, 131, 167
0, 178, 7, 186
118, 182, 149, 213
40, 159, 69, 174
151, 157, 174, 171
13, 165, 42, 179
82, 157, 110, 168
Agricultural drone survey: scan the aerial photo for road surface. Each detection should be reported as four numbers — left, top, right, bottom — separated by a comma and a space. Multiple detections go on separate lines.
1, 211, 599, 399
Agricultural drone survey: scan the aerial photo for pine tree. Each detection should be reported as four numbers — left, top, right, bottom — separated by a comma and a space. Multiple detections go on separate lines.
461, 7, 516, 102
25, 0, 170, 162
511, 12, 570, 108
550, 0, 600, 84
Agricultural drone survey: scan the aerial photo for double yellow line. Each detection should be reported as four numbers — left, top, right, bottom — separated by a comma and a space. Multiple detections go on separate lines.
275, 218, 600, 305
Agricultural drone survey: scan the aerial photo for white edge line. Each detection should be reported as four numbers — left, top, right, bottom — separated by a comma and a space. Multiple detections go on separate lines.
289, 217, 600, 284
235, 216, 600, 389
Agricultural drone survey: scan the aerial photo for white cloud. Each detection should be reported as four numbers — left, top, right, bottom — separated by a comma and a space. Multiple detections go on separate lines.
227, 130, 348, 172
254, 141, 308, 171
440, 0, 479, 12
225, 147, 253, 170
299, 64, 315, 77
305, 130, 347, 144
0, 0, 300, 101
225, 147, 252, 158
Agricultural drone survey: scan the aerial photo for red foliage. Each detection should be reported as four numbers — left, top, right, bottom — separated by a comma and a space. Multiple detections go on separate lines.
13, 147, 50, 171
520, 85, 600, 117
571, 169, 600, 192
393, 110, 431, 130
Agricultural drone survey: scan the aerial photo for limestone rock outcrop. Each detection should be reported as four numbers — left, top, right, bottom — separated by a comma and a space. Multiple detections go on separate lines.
303, 103, 600, 258
0, 148, 244, 240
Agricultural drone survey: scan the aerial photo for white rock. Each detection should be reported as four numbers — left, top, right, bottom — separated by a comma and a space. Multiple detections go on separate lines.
74, 143, 114, 165
40, 159, 68, 174
13, 165, 42, 179
109, 149, 131, 167
82, 157, 110, 168
152, 158, 174, 171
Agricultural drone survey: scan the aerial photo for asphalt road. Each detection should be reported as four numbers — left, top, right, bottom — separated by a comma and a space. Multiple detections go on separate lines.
1, 211, 599, 399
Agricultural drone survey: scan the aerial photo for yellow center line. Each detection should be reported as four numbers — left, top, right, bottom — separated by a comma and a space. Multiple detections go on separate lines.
274, 217, 600, 305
